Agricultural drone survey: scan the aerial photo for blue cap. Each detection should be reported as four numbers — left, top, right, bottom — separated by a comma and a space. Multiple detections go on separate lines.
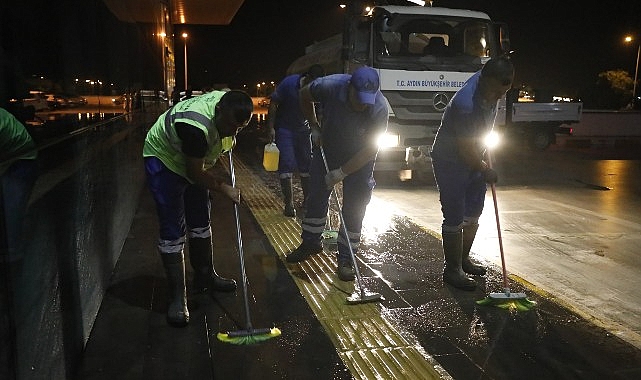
351, 66, 379, 105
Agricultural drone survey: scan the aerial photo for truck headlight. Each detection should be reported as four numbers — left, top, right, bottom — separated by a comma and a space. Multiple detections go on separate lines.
377, 132, 399, 149
484, 130, 500, 150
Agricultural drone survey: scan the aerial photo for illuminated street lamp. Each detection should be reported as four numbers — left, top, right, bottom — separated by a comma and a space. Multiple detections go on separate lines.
624, 35, 640, 106
182, 32, 188, 91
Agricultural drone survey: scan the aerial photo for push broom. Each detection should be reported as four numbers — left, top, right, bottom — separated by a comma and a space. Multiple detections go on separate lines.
217, 150, 281, 344
319, 146, 382, 304
476, 149, 536, 311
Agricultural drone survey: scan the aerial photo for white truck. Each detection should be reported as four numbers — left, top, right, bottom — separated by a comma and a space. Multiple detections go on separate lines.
498, 88, 582, 150
287, 4, 582, 175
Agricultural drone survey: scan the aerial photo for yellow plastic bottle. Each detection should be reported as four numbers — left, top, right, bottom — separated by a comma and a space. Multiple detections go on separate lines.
263, 143, 280, 172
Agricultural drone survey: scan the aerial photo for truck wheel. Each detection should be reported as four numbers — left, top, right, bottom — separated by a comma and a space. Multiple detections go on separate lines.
530, 130, 554, 150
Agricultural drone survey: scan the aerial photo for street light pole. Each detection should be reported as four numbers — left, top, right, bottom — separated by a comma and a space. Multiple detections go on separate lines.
182, 33, 188, 91
633, 44, 640, 105
625, 35, 640, 107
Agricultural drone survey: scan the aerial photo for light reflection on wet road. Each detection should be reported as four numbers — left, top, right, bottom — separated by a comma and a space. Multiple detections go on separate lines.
370, 143, 641, 354
357, 200, 641, 378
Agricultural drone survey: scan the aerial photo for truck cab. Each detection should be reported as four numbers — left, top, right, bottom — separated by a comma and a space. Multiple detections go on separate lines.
288, 5, 510, 175
365, 6, 509, 172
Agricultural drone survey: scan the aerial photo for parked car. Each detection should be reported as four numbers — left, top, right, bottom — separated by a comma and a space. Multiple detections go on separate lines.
66, 95, 87, 107
111, 94, 127, 106
22, 91, 50, 111
45, 94, 69, 108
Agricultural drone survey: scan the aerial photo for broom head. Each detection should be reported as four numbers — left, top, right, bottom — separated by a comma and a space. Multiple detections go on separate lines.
477, 292, 536, 312
346, 290, 382, 305
217, 327, 281, 345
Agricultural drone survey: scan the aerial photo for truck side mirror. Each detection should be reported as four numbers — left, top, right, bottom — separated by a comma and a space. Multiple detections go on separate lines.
343, 15, 371, 62
496, 22, 511, 54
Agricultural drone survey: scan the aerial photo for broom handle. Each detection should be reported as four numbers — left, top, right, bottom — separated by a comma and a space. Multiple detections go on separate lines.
319, 146, 367, 295
229, 150, 254, 330
487, 150, 509, 292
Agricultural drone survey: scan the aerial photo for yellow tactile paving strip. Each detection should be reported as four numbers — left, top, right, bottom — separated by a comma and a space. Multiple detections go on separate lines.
233, 157, 449, 380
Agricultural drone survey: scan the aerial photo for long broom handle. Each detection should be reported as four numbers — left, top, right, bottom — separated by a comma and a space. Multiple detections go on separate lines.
319, 146, 367, 296
487, 150, 509, 292
229, 150, 254, 331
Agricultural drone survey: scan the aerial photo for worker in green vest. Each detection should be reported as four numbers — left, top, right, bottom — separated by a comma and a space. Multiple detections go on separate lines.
1, 107, 38, 274
143, 90, 253, 327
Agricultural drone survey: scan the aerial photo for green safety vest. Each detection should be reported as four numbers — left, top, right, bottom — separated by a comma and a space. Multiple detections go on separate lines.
143, 91, 234, 181
0, 108, 37, 174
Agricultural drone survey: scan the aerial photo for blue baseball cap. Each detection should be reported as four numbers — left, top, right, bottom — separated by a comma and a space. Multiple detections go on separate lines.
351, 66, 379, 105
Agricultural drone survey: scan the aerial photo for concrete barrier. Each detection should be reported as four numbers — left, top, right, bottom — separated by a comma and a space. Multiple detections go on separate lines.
1, 112, 159, 379
571, 110, 641, 136
560, 110, 641, 148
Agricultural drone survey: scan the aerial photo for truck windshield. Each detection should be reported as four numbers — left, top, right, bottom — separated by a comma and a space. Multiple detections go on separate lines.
373, 12, 496, 71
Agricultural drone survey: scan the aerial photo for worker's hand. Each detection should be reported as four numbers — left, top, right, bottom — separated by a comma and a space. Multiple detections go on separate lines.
310, 125, 322, 146
483, 168, 498, 184
325, 167, 347, 189
221, 183, 241, 204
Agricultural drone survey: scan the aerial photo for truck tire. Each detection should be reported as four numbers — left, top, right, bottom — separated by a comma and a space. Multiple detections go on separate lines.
530, 130, 555, 150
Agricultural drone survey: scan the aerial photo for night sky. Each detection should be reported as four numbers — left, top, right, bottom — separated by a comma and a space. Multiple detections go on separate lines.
2, 0, 640, 97
203, 0, 641, 96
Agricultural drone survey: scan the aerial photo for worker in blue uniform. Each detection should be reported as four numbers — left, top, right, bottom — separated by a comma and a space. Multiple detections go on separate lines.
430, 56, 514, 290
143, 90, 253, 326
267, 64, 325, 217
285, 66, 388, 282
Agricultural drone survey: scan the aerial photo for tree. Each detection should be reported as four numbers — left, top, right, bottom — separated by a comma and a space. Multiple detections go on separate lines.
580, 69, 634, 110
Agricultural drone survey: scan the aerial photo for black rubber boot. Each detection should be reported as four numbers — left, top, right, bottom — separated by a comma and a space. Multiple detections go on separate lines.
461, 223, 486, 276
442, 231, 476, 291
300, 175, 310, 215
160, 251, 190, 327
189, 237, 237, 293
286, 241, 323, 263
280, 177, 296, 217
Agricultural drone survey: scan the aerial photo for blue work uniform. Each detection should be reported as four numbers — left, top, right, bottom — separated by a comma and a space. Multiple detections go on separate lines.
271, 74, 312, 179
430, 71, 497, 232
301, 74, 388, 264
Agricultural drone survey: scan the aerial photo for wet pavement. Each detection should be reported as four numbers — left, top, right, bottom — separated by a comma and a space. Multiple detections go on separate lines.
79, 143, 641, 379
79, 179, 352, 379
361, 217, 640, 379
